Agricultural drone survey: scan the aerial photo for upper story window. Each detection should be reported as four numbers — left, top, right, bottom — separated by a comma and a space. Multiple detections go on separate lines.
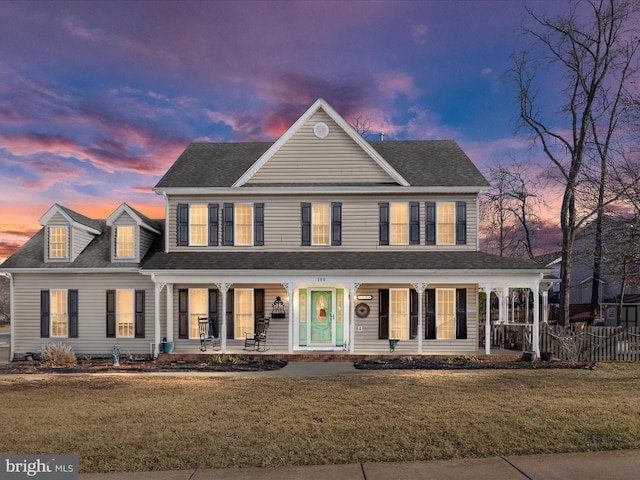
390, 203, 408, 245
235, 204, 253, 246
177, 203, 263, 247
49, 226, 68, 259
437, 203, 455, 245
116, 226, 135, 258
301, 203, 342, 246
189, 204, 207, 246
379, 202, 419, 246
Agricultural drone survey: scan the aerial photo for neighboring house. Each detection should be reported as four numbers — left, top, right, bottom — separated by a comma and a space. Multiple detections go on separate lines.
569, 216, 640, 326
1, 99, 548, 360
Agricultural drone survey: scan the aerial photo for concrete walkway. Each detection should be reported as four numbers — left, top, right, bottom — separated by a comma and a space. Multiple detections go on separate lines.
79, 450, 640, 479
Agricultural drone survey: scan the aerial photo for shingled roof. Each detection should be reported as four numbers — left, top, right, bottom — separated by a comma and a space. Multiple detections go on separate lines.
154, 140, 491, 189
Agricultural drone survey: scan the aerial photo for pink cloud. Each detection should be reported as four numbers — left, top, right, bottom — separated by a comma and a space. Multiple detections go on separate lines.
376, 72, 420, 99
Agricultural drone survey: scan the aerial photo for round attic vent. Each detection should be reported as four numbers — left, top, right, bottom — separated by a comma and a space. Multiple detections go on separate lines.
313, 122, 330, 138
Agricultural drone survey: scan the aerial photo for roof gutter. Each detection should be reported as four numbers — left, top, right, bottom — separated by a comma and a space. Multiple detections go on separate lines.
153, 185, 492, 195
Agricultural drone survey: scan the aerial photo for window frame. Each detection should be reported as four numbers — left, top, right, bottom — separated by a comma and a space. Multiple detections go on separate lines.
390, 202, 409, 245
312, 203, 331, 246
50, 289, 68, 338
389, 288, 410, 340
49, 226, 68, 259
116, 289, 135, 338
436, 288, 456, 339
234, 203, 254, 246
189, 204, 208, 246
116, 226, 135, 258
189, 288, 208, 339
234, 288, 254, 339
437, 202, 456, 246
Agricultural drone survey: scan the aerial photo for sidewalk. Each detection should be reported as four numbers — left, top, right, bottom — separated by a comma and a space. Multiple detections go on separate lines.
79, 450, 640, 479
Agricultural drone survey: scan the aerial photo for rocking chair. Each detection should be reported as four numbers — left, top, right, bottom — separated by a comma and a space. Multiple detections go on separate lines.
244, 318, 270, 352
198, 317, 221, 352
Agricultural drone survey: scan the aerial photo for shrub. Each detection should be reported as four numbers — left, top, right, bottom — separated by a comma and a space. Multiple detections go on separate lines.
40, 343, 77, 367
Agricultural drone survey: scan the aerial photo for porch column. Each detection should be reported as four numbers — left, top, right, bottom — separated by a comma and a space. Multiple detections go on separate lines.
284, 283, 294, 354
541, 288, 549, 324
412, 283, 426, 354
166, 284, 174, 343
349, 283, 360, 354
153, 281, 166, 358
483, 284, 492, 355
532, 282, 540, 357
217, 283, 232, 353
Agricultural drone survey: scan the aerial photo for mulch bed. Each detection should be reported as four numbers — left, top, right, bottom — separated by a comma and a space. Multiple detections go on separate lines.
354, 357, 595, 370
0, 358, 288, 375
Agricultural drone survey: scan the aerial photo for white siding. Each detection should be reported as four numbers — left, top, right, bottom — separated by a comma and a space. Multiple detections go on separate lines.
12, 273, 157, 358
167, 195, 477, 252
248, 110, 395, 185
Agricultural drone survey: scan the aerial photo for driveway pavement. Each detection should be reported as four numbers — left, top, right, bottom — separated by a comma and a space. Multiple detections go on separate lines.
79, 450, 640, 479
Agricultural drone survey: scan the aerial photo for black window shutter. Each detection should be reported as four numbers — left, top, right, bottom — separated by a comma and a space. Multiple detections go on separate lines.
331, 202, 342, 246
301, 203, 311, 246
223, 203, 234, 246
254, 203, 264, 246
456, 288, 468, 339
226, 289, 235, 340
425, 202, 436, 245
40, 290, 50, 338
208, 204, 219, 246
68, 290, 79, 338
409, 202, 420, 245
456, 201, 467, 245
208, 289, 219, 337
378, 289, 389, 339
254, 288, 265, 332
135, 290, 145, 338
410, 289, 419, 339
425, 289, 436, 339
177, 203, 189, 246
379, 203, 389, 245
178, 289, 189, 339
106, 290, 116, 338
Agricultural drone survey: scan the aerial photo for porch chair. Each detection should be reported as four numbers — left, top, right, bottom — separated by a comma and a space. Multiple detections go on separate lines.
198, 317, 221, 352
244, 318, 270, 352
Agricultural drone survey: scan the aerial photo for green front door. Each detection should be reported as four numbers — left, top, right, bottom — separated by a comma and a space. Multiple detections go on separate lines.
310, 290, 332, 344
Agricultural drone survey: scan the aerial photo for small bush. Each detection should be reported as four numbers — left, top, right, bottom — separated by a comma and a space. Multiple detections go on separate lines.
207, 354, 250, 365
40, 343, 77, 367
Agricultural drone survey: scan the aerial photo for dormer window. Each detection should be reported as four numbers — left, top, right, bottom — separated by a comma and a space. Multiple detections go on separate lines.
116, 226, 134, 258
49, 226, 68, 259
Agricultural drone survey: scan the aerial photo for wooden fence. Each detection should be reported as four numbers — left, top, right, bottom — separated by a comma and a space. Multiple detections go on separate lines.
539, 325, 640, 362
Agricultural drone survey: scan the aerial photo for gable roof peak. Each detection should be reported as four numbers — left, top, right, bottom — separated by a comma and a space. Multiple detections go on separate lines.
106, 203, 162, 234
231, 98, 410, 187
39, 204, 102, 235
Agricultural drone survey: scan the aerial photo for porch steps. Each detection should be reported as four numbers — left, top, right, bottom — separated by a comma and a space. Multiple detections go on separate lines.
155, 353, 523, 364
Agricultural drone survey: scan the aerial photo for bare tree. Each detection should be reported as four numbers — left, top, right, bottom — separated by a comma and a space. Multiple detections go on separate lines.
0, 274, 9, 324
513, 0, 640, 323
349, 113, 372, 138
481, 162, 547, 258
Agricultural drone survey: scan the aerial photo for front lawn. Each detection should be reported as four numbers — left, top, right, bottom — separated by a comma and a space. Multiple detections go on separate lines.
1, 363, 639, 473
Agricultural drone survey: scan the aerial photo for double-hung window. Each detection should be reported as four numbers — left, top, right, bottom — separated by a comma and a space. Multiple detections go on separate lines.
41, 289, 78, 339
379, 202, 419, 246
49, 226, 68, 259
437, 203, 455, 245
50, 289, 68, 337
436, 289, 455, 339
189, 204, 207, 246
189, 288, 208, 339
390, 203, 408, 245
116, 226, 134, 258
425, 288, 467, 340
426, 201, 467, 246
235, 288, 254, 338
301, 203, 342, 246
117, 290, 135, 338
235, 204, 253, 246
390, 288, 409, 339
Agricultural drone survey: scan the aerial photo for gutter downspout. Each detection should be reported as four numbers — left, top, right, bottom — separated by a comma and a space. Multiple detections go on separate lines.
162, 191, 169, 254
8, 273, 14, 362
152, 274, 161, 358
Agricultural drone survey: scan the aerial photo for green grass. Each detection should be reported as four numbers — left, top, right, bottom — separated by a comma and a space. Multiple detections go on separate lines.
1, 363, 639, 473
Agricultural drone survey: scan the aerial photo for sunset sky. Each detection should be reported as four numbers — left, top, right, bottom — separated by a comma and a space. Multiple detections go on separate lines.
0, 0, 569, 262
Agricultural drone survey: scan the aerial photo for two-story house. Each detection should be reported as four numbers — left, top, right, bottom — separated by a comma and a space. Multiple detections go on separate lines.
1, 99, 547, 360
